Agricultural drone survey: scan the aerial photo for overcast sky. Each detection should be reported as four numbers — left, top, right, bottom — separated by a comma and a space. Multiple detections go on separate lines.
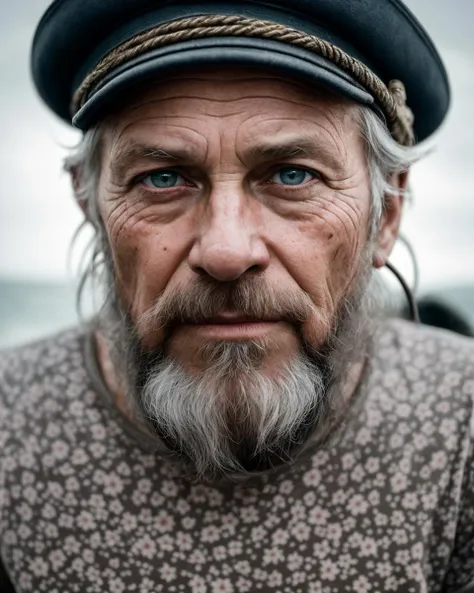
0, 0, 473, 290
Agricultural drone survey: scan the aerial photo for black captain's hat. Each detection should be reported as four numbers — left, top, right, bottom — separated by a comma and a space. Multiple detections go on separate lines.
31, 0, 450, 145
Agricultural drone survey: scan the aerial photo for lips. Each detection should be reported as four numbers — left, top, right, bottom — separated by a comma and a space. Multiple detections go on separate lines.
169, 312, 287, 341
189, 314, 278, 325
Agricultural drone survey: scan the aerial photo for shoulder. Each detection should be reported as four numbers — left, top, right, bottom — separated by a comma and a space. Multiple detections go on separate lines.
364, 318, 474, 444
373, 318, 474, 379
0, 326, 90, 414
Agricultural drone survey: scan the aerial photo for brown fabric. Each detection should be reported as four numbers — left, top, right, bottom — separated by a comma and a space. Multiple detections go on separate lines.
0, 320, 474, 592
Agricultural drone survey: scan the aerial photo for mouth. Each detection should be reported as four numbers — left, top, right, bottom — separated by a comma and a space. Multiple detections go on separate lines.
191, 314, 277, 324
179, 313, 284, 339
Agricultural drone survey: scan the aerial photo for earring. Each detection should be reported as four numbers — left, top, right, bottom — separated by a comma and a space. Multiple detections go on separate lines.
385, 261, 420, 323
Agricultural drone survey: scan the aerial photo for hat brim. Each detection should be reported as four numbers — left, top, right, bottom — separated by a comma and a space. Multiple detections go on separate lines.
72, 37, 379, 130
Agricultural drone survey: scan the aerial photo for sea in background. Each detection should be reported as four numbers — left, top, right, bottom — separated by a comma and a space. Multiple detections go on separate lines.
0, 277, 473, 350
0, 279, 79, 349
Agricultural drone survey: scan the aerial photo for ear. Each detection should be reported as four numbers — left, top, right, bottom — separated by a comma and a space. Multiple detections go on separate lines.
372, 171, 409, 269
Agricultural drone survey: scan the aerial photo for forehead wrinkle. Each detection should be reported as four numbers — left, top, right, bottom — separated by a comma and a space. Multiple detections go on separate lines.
237, 117, 350, 172
120, 96, 207, 116
241, 113, 352, 143
199, 109, 249, 120
121, 93, 299, 118
112, 117, 210, 139
244, 137, 332, 166
110, 120, 208, 156
106, 134, 210, 182
247, 102, 359, 150
112, 96, 256, 124
119, 90, 348, 118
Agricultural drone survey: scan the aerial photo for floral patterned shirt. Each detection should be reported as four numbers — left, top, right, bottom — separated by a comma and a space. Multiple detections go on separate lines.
0, 320, 474, 593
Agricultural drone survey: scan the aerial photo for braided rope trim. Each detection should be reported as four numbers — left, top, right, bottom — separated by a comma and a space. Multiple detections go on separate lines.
72, 15, 415, 145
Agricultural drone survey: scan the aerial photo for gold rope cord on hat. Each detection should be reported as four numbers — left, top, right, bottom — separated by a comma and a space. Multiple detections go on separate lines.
72, 14, 415, 146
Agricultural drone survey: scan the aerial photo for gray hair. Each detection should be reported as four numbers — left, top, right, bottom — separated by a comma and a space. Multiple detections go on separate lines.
65, 106, 423, 307
357, 109, 423, 236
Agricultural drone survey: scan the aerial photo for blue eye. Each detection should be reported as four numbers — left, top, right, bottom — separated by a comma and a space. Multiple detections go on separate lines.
142, 170, 185, 189
272, 167, 315, 186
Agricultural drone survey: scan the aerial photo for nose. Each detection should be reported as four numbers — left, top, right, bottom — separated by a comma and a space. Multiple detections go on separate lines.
188, 185, 270, 282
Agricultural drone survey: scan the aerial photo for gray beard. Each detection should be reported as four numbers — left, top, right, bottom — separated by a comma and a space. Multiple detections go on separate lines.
98, 282, 374, 481
139, 340, 329, 479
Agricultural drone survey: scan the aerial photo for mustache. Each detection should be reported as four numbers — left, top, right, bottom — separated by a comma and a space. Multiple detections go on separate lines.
136, 275, 322, 335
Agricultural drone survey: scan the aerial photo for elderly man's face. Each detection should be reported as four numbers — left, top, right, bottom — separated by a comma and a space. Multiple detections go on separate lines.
99, 70, 372, 369
92, 69, 398, 476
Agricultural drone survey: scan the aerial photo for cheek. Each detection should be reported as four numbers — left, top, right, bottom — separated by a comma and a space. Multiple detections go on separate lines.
279, 195, 368, 285
270, 194, 370, 344
104, 203, 186, 322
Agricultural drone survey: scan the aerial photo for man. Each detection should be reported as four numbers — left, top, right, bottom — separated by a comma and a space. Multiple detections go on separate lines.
0, 0, 473, 591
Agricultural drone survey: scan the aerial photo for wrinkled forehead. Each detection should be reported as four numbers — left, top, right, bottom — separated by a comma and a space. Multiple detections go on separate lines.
101, 67, 362, 150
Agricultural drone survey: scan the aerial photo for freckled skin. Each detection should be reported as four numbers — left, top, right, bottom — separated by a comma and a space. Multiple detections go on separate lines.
94, 69, 402, 372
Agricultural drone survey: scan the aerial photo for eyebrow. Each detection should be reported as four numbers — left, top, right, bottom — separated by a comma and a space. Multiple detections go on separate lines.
110, 142, 200, 182
110, 135, 346, 182
245, 137, 346, 172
